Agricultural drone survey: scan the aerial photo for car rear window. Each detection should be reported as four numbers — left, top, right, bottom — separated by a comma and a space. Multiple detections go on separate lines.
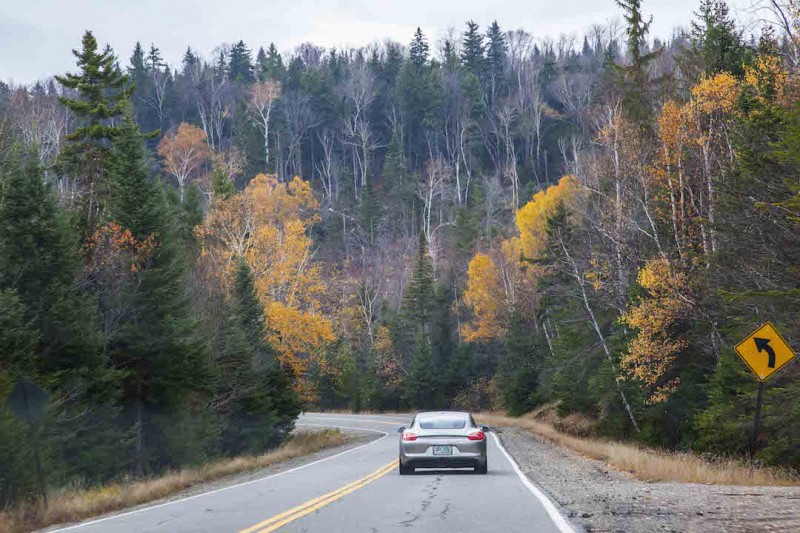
418, 418, 466, 430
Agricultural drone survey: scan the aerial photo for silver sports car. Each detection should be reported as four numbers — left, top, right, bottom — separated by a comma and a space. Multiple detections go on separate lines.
398, 411, 489, 475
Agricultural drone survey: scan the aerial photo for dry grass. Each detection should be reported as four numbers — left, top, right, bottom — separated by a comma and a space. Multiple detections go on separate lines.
476, 412, 800, 487
0, 429, 348, 533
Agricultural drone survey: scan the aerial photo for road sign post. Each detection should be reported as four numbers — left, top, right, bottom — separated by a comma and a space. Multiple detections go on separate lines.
750, 381, 765, 455
734, 322, 797, 456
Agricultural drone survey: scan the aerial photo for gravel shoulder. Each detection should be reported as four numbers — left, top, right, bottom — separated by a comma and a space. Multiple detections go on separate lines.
498, 427, 800, 533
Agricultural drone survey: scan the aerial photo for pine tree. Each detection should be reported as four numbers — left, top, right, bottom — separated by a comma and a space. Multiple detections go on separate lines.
229, 40, 255, 83
257, 43, 285, 81
409, 28, 429, 67
485, 20, 508, 103
182, 47, 199, 72
0, 151, 122, 488
147, 44, 164, 72
442, 39, 459, 70
615, 0, 659, 124
216, 259, 299, 454
401, 232, 436, 333
406, 332, 438, 408
461, 21, 486, 79
211, 160, 236, 200
0, 152, 103, 374
129, 42, 147, 81
106, 113, 210, 474
0, 289, 40, 507
686, 0, 750, 78
56, 31, 134, 221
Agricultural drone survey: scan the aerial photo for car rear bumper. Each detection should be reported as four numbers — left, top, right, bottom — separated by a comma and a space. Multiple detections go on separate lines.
399, 441, 486, 469
402, 456, 485, 469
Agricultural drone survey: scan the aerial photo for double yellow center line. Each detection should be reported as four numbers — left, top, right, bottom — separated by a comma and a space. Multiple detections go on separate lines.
239, 459, 397, 533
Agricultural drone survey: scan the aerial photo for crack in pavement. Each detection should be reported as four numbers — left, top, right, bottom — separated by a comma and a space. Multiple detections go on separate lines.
399, 475, 443, 527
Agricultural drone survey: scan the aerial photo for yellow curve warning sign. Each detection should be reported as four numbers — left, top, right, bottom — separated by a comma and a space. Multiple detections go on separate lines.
735, 322, 796, 382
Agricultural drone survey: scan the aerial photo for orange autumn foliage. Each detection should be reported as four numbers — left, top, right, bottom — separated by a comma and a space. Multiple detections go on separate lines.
197, 174, 334, 402
84, 222, 157, 275
157, 123, 211, 200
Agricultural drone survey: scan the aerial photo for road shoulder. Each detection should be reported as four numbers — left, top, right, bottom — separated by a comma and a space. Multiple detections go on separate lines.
498, 427, 800, 533
40, 430, 373, 532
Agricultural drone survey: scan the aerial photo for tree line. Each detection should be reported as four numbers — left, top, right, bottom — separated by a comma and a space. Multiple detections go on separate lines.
2, 0, 800, 508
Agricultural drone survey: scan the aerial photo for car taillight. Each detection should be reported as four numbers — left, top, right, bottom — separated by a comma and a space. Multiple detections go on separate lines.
401, 431, 418, 441
467, 431, 485, 441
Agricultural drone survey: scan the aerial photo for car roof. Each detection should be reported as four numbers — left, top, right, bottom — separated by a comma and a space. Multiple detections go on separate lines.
415, 411, 470, 419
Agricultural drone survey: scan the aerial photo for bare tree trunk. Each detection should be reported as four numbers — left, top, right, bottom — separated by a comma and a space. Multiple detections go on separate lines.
558, 231, 640, 433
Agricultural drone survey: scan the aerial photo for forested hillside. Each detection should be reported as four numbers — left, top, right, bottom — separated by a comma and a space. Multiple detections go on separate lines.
2, 0, 800, 508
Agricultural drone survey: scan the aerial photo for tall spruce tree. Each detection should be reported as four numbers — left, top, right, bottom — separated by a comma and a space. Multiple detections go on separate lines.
685, 0, 749, 78
461, 21, 486, 79
0, 151, 123, 489
106, 112, 210, 474
409, 28, 430, 67
615, 0, 659, 124
401, 232, 436, 333
485, 20, 508, 104
257, 43, 285, 81
229, 40, 255, 83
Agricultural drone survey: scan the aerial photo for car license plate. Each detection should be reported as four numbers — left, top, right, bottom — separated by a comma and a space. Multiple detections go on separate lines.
432, 445, 452, 456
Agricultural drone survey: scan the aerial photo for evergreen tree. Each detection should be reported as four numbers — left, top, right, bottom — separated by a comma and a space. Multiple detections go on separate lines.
216, 260, 299, 454
257, 43, 285, 81
406, 332, 438, 408
401, 232, 436, 333
409, 27, 429, 67
147, 44, 164, 71
0, 153, 103, 374
0, 151, 122, 490
211, 161, 236, 200
229, 40, 255, 83
485, 20, 508, 104
615, 0, 659, 124
106, 113, 211, 474
685, 0, 749, 78
56, 31, 134, 221
442, 39, 459, 70
0, 289, 40, 507
129, 42, 147, 82
461, 21, 486, 79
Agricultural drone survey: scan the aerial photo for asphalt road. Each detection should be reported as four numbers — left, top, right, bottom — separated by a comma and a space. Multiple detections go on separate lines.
50, 413, 574, 533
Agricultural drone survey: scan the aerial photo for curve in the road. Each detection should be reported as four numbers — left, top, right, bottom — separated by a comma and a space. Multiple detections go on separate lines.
49, 413, 576, 533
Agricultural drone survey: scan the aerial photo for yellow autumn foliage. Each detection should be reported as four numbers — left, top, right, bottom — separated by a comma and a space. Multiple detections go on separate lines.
516, 175, 579, 260
197, 174, 334, 402
621, 258, 691, 404
744, 55, 788, 105
691, 72, 739, 116
461, 253, 507, 342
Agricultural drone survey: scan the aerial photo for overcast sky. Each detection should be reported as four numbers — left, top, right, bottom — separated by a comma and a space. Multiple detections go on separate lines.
1, 0, 758, 84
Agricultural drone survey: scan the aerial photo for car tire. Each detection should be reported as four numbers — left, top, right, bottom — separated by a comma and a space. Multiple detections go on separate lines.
399, 461, 414, 475
475, 460, 488, 474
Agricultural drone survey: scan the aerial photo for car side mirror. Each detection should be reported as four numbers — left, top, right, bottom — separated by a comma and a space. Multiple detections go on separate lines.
397, 426, 406, 433
481, 426, 491, 433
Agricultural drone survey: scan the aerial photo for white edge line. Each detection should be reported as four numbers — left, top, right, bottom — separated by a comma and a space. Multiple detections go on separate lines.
491, 432, 576, 533
48, 425, 388, 532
